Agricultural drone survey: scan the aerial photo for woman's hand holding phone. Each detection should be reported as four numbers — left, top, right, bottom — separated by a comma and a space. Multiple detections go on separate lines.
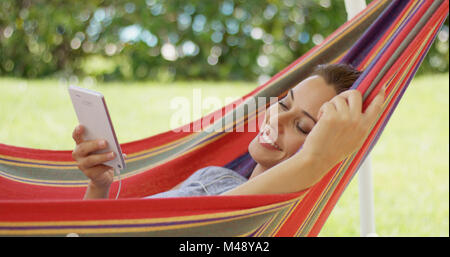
72, 124, 126, 199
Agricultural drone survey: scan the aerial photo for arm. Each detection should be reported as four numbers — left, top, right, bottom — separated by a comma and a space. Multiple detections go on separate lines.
84, 180, 112, 199
224, 88, 385, 196
223, 152, 333, 195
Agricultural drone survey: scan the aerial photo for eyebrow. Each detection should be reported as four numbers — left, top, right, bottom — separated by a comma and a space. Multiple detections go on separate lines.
290, 89, 317, 124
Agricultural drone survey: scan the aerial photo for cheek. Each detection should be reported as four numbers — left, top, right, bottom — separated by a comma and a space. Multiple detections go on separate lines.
248, 130, 306, 167
282, 132, 305, 157
248, 136, 282, 166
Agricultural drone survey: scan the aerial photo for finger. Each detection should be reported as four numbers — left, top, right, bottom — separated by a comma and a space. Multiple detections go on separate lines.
338, 89, 361, 98
74, 139, 108, 158
78, 152, 115, 170
363, 87, 385, 125
344, 90, 363, 118
318, 101, 336, 120
330, 96, 349, 114
122, 153, 127, 159
380, 84, 387, 100
72, 125, 85, 145
84, 165, 114, 181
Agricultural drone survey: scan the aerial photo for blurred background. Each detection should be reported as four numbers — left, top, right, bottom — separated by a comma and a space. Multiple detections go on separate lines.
0, 0, 448, 82
0, 0, 448, 236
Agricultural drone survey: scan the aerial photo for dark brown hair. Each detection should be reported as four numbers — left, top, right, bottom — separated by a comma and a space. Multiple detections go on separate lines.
311, 63, 362, 94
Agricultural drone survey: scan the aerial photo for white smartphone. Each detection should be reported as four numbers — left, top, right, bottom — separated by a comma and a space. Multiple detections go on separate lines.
68, 85, 125, 174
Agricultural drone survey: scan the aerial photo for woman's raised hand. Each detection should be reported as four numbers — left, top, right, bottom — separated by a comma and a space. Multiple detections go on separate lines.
299, 88, 385, 170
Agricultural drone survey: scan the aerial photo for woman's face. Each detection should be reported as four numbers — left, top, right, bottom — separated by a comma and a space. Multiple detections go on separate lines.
248, 75, 337, 168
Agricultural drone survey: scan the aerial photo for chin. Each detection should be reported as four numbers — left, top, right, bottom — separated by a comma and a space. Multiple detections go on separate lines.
248, 137, 285, 168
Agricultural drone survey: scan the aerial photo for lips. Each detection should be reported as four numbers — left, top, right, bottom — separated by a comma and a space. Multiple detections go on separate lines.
258, 124, 282, 151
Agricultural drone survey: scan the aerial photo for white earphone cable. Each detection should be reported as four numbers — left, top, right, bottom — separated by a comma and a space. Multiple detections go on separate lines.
115, 168, 121, 200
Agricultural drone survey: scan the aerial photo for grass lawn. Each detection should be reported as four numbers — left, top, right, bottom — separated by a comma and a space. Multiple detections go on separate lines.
0, 73, 448, 236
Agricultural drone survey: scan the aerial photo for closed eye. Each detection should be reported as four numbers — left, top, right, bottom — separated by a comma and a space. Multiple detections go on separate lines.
296, 123, 310, 134
278, 101, 288, 110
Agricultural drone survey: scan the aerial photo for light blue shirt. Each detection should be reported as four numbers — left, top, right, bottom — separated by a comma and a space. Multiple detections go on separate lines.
145, 166, 248, 198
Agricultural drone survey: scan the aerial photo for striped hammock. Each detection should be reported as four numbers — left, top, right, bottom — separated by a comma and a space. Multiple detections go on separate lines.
0, 0, 448, 236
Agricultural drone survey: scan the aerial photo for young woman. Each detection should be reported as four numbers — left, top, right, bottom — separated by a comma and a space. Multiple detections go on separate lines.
71, 63, 385, 199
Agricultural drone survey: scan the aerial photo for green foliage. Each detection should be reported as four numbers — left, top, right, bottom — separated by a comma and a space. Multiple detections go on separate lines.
0, 0, 448, 82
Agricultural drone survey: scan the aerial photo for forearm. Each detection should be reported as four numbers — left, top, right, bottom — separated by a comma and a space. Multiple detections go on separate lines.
83, 181, 110, 199
223, 153, 333, 196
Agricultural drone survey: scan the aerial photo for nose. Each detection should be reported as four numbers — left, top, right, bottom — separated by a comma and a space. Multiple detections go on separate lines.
266, 106, 291, 135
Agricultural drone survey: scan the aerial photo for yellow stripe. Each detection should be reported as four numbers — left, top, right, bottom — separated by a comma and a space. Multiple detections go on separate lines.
254, 215, 276, 237
0, 132, 197, 167
269, 196, 305, 236
361, 1, 420, 70
0, 196, 299, 235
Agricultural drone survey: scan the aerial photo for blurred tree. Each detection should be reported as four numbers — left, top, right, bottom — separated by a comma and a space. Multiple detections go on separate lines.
0, 0, 448, 82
